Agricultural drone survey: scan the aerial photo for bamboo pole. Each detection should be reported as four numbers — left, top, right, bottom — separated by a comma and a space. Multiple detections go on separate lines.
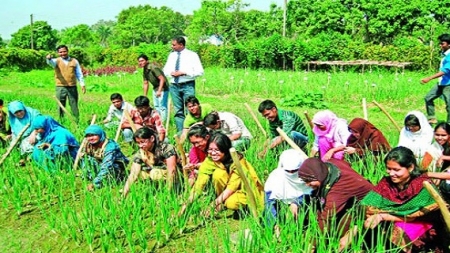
53, 96, 77, 125
114, 114, 124, 142
174, 135, 188, 180
304, 111, 314, 129
73, 114, 97, 170
123, 110, 137, 133
230, 148, 259, 219
423, 181, 450, 231
362, 98, 368, 120
372, 100, 401, 132
244, 103, 267, 138
0, 123, 30, 166
276, 127, 308, 160
165, 98, 171, 133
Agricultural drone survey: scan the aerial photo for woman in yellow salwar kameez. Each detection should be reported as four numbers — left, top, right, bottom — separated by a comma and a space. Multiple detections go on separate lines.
180, 132, 264, 216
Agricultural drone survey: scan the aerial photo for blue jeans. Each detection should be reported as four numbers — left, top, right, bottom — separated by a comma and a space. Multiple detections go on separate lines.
290, 131, 309, 148
424, 84, 450, 123
153, 89, 169, 123
169, 81, 195, 132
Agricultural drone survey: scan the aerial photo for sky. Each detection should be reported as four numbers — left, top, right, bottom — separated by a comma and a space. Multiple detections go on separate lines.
0, 0, 284, 39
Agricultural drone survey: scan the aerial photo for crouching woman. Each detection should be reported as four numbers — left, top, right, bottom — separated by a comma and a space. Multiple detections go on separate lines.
361, 146, 445, 252
122, 127, 179, 197
180, 132, 264, 217
81, 125, 129, 190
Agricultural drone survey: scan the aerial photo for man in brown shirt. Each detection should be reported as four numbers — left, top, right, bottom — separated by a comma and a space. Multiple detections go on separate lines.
46, 45, 86, 122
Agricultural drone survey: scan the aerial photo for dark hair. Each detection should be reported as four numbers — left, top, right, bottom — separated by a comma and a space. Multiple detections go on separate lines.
384, 146, 421, 178
137, 54, 148, 61
438, 34, 450, 44
208, 132, 232, 164
435, 122, 450, 134
172, 36, 186, 46
56, 45, 68, 51
404, 114, 420, 129
185, 95, 200, 106
187, 124, 211, 139
0, 99, 3, 106
134, 127, 157, 143
258, 100, 277, 113
203, 112, 219, 127
110, 93, 123, 101
134, 96, 150, 107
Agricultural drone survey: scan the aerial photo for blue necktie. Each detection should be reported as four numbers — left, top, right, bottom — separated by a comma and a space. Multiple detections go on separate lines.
174, 52, 181, 84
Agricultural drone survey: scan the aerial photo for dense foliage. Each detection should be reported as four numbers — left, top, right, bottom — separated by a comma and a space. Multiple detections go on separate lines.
1, 0, 448, 71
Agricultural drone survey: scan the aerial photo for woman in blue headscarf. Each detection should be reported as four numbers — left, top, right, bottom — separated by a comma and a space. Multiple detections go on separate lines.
81, 125, 129, 190
8, 101, 41, 156
31, 115, 79, 172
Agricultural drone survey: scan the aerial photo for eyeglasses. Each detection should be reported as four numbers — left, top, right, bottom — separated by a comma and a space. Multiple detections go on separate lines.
208, 149, 222, 154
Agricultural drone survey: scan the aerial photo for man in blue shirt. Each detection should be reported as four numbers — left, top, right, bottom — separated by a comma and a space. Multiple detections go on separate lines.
422, 34, 450, 124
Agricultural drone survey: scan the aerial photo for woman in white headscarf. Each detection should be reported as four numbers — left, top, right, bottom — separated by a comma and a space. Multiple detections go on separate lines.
264, 149, 312, 235
398, 111, 436, 169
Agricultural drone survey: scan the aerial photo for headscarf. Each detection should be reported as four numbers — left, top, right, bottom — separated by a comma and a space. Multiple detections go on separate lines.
8, 100, 41, 137
264, 149, 312, 204
32, 115, 63, 140
298, 157, 330, 183
85, 125, 106, 144
312, 110, 349, 161
398, 111, 433, 157
312, 110, 338, 138
347, 118, 391, 153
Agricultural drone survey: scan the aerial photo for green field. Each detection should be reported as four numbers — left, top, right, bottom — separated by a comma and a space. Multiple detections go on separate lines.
0, 67, 443, 252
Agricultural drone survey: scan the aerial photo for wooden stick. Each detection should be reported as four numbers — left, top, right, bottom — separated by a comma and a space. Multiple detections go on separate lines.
423, 181, 450, 231
372, 100, 401, 132
304, 111, 314, 129
53, 96, 77, 125
276, 127, 308, 160
165, 98, 171, 133
362, 98, 368, 120
174, 135, 188, 179
73, 114, 97, 170
244, 103, 267, 138
230, 148, 259, 219
0, 123, 30, 166
123, 110, 137, 133
114, 114, 124, 142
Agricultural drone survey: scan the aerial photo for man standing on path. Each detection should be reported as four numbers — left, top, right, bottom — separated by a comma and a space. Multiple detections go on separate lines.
46, 45, 86, 123
138, 54, 169, 122
163, 36, 204, 132
422, 34, 450, 124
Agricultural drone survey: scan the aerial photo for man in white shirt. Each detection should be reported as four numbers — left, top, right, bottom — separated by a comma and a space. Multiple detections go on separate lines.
163, 36, 204, 132
103, 93, 135, 143
203, 111, 252, 151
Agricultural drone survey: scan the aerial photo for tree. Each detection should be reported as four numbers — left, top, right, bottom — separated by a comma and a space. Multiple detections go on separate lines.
112, 5, 188, 47
0, 36, 5, 48
91, 20, 116, 47
59, 24, 97, 48
10, 21, 58, 50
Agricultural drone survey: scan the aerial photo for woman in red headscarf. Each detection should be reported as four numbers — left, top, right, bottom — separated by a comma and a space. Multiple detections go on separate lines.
345, 118, 391, 159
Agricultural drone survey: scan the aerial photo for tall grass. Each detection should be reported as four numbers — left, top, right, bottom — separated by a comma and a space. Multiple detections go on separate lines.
0, 67, 440, 252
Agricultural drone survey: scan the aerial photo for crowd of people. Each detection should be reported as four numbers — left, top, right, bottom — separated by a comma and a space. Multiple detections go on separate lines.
3, 34, 450, 252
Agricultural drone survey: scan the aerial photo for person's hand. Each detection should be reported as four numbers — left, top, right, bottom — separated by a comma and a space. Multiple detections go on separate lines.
289, 203, 298, 220
421, 77, 430, 84
178, 203, 187, 217
46, 54, 52, 60
437, 157, 444, 168
183, 163, 196, 172
87, 184, 95, 191
38, 143, 51, 150
323, 150, 334, 161
364, 214, 383, 229
344, 147, 356, 154
5, 134, 11, 140
81, 86, 86, 94
156, 90, 162, 98
28, 134, 37, 145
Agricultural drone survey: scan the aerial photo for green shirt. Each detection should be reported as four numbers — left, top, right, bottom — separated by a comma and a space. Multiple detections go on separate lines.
183, 104, 214, 129
143, 63, 168, 91
269, 109, 308, 137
